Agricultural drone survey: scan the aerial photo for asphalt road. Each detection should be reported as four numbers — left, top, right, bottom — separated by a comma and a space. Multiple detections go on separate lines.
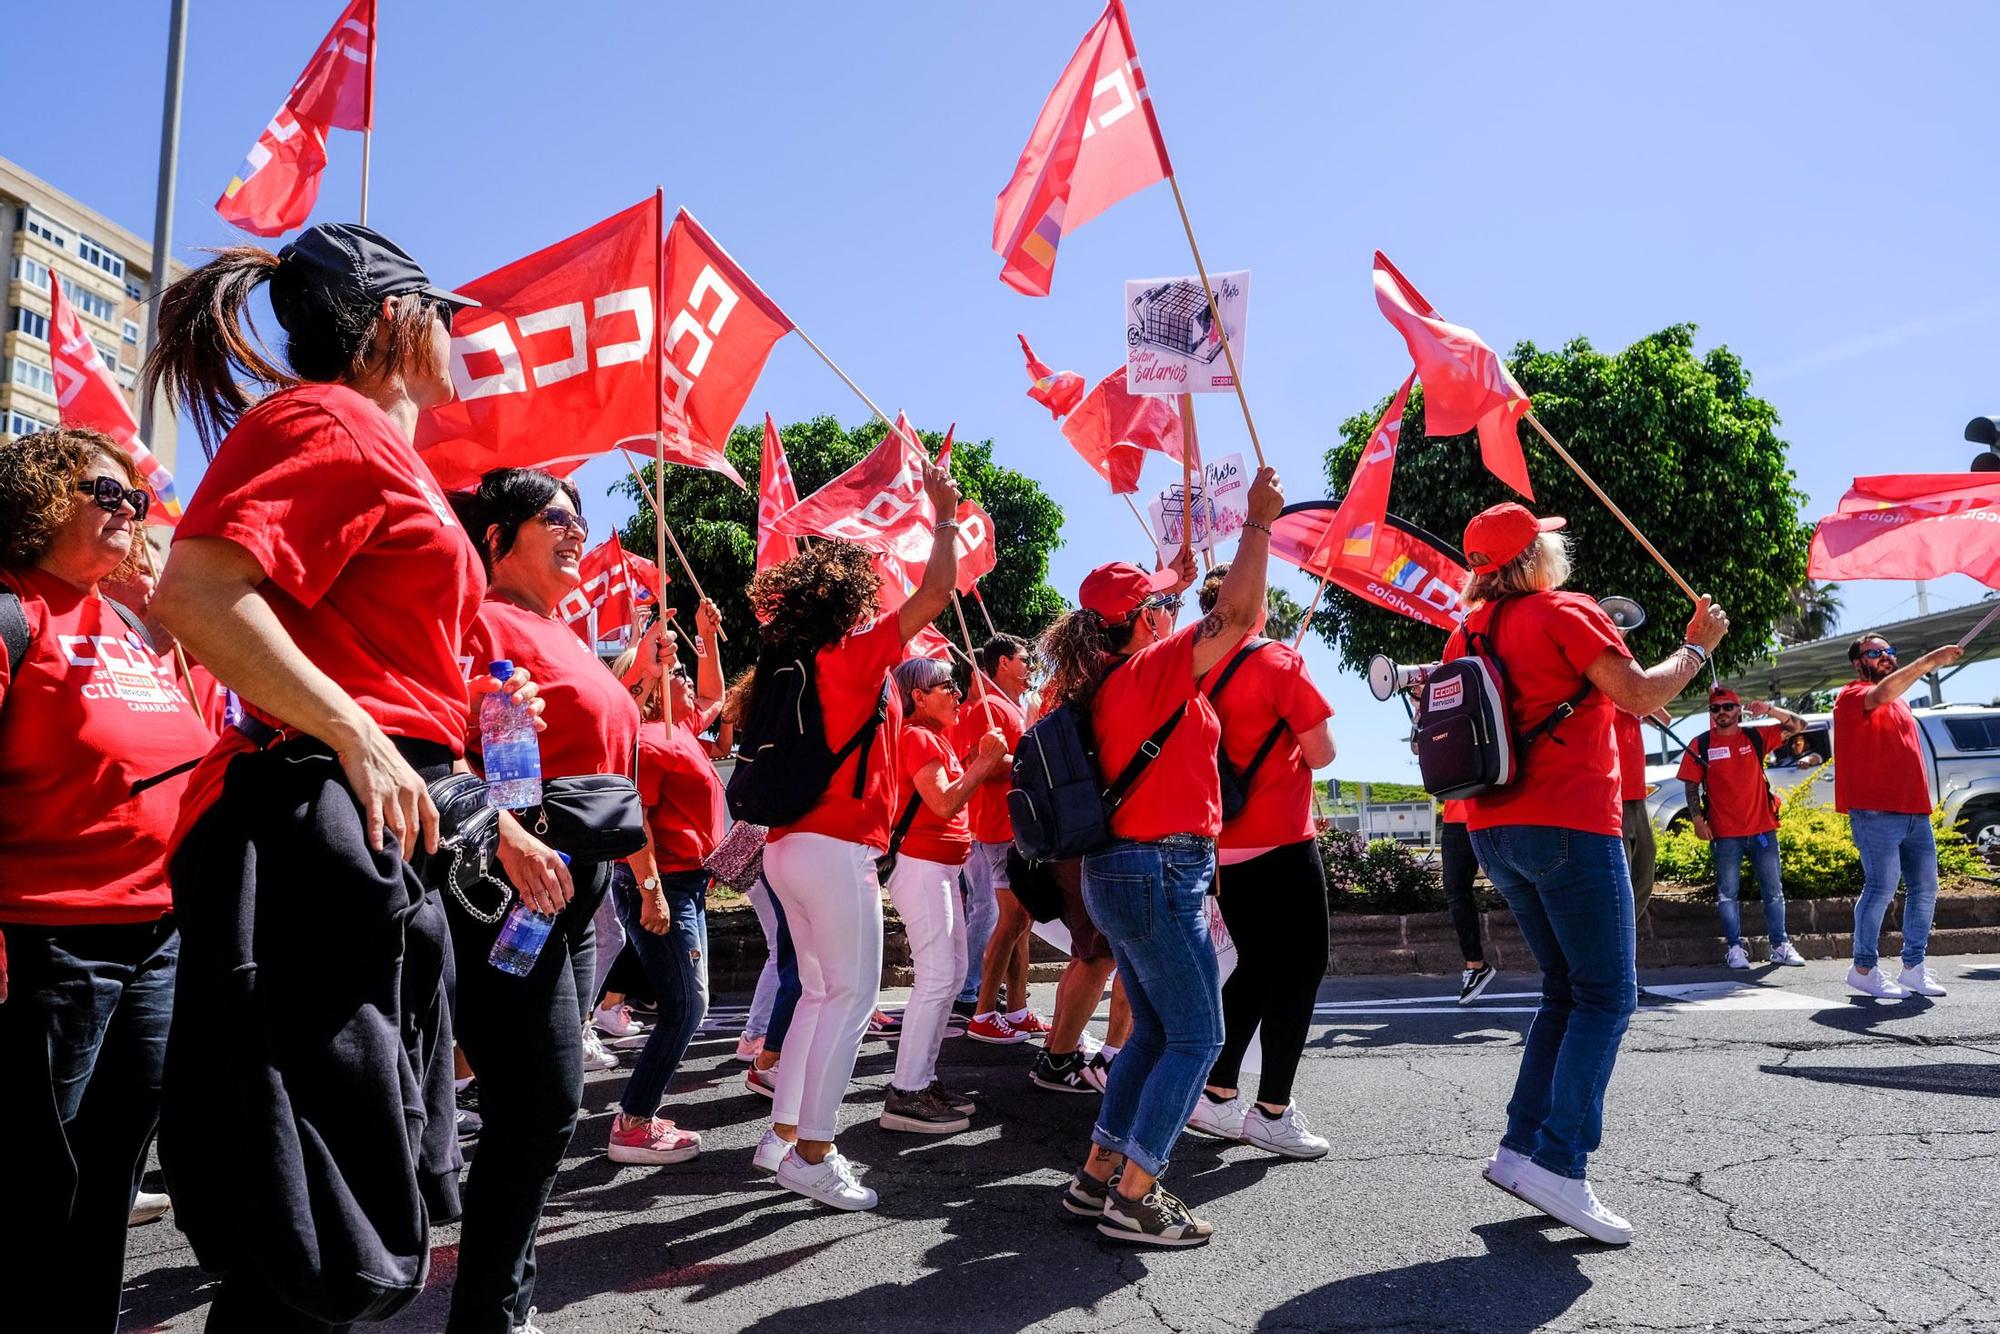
121, 955, 2000, 1333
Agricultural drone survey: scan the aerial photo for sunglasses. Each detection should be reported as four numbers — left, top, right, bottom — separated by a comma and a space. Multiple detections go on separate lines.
1710, 704, 1740, 714
539, 507, 589, 541
922, 680, 964, 698
425, 296, 457, 333
76, 476, 150, 522
1861, 646, 1897, 661
1140, 594, 1183, 615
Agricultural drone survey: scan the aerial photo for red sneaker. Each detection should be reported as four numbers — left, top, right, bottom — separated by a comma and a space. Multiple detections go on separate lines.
607, 1115, 701, 1165
1010, 1011, 1053, 1037
964, 1013, 1029, 1045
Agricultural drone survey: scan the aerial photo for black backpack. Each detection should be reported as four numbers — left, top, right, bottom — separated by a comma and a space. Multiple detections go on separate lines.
1415, 597, 1592, 800
725, 648, 891, 827
1206, 639, 1291, 822
1008, 659, 1186, 861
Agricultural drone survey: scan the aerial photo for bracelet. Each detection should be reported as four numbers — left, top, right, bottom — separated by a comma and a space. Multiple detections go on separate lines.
1242, 520, 1272, 537
1681, 641, 1709, 665
932, 519, 961, 534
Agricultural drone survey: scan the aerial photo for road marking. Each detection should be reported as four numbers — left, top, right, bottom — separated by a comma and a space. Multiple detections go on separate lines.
1641, 981, 1829, 1011
1318, 991, 1542, 1009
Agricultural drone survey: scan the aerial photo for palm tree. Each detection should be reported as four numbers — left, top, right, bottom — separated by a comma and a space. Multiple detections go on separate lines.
1262, 586, 1306, 642
1778, 581, 1843, 645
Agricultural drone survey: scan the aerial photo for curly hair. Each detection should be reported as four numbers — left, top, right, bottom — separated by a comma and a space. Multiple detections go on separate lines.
0, 428, 142, 573
747, 541, 882, 656
1037, 606, 1138, 714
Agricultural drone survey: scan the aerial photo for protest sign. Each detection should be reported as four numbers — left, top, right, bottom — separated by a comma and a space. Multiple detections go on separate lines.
1149, 451, 1249, 562
1125, 270, 1248, 395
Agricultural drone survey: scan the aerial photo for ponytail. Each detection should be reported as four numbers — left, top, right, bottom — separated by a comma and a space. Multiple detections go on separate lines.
1038, 607, 1137, 713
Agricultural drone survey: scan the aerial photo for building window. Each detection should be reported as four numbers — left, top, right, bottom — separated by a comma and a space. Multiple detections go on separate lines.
76, 235, 125, 280
59, 278, 117, 323
93, 338, 120, 369
7, 357, 55, 396
11, 308, 49, 341
116, 366, 138, 389
23, 209, 70, 251
11, 255, 51, 289
5, 409, 55, 438
124, 277, 144, 302
122, 319, 140, 344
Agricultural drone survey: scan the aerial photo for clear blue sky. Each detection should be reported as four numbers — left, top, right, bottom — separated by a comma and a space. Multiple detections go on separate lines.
15, 0, 2000, 776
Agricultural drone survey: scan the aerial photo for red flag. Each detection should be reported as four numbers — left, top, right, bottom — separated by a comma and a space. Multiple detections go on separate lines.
656, 211, 793, 487
910, 626, 954, 662
415, 198, 660, 490
1019, 334, 1086, 418
755, 414, 802, 573
948, 498, 998, 595
1372, 251, 1533, 499
773, 414, 933, 545
1270, 502, 1467, 631
1061, 367, 1183, 493
936, 424, 956, 473
1318, 374, 1415, 572
992, 0, 1172, 296
48, 277, 181, 526
213, 0, 374, 236
557, 534, 666, 641
1809, 474, 2000, 587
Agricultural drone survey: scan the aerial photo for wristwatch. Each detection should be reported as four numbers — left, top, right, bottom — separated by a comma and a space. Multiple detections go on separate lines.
641, 876, 662, 892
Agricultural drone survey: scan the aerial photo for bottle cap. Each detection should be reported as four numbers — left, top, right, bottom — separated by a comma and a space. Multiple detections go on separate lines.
557, 852, 571, 866
489, 660, 514, 681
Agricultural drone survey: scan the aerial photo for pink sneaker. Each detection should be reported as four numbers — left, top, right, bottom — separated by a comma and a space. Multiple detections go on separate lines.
1010, 1011, 1053, 1037
606, 1114, 701, 1165
735, 1034, 766, 1063
964, 1014, 1028, 1045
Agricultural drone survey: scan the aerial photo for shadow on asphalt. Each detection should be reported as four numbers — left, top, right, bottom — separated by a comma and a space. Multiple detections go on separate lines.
1757, 1060, 2000, 1099
1807, 995, 1937, 1038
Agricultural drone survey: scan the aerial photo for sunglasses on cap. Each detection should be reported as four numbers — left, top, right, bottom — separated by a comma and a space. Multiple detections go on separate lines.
76, 476, 150, 522
1861, 646, 1897, 661
539, 507, 588, 541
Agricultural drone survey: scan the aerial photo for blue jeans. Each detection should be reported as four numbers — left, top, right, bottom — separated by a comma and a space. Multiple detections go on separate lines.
1714, 834, 1788, 947
958, 842, 1007, 1004
1471, 825, 1637, 1180
1082, 836, 1222, 1179
1849, 811, 1940, 970
613, 870, 709, 1117
759, 877, 803, 1051
744, 878, 782, 1039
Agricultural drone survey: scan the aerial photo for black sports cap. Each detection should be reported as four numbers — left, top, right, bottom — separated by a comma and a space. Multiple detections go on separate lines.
270, 222, 477, 335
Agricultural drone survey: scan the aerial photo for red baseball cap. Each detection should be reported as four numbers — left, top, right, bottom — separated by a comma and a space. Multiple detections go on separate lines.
1463, 503, 1566, 574
1078, 561, 1179, 620
1709, 686, 1741, 706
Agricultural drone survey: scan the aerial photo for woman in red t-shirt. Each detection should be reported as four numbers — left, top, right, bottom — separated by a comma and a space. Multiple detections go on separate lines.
1448, 502, 1727, 1248
1183, 563, 1336, 1162
878, 657, 1009, 1136
748, 462, 961, 1212
145, 227, 554, 1330
1039, 465, 1285, 1249
0, 429, 215, 1332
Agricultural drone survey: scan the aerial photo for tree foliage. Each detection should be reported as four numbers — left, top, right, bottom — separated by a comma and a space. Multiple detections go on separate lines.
1261, 585, 1306, 642
1316, 326, 1810, 686
616, 415, 1066, 652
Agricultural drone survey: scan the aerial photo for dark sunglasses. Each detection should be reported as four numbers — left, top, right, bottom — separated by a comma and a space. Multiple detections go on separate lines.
539, 507, 588, 540
76, 476, 149, 521
1861, 646, 1897, 661
923, 680, 964, 698
1140, 594, 1183, 615
1710, 704, 1740, 714
427, 297, 457, 333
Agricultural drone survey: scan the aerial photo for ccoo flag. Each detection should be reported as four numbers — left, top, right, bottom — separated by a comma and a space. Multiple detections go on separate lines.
1808, 474, 2000, 588
755, 414, 801, 573
1318, 374, 1415, 572
1270, 500, 1468, 632
47, 276, 180, 525
1060, 367, 1183, 494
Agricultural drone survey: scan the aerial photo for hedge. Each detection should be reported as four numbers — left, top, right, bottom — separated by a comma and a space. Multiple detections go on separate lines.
1653, 788, 1983, 898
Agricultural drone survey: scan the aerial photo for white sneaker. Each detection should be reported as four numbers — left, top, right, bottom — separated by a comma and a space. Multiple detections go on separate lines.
1482, 1146, 1530, 1198
1241, 1103, 1330, 1160
753, 1126, 794, 1174
1847, 966, 1909, 999
513, 1305, 546, 1334
1771, 942, 1807, 967
580, 1025, 620, 1071
1508, 1160, 1633, 1245
776, 1148, 877, 1211
129, 1190, 172, 1227
1724, 944, 1751, 969
593, 1002, 644, 1039
1186, 1092, 1248, 1140
1898, 964, 1948, 997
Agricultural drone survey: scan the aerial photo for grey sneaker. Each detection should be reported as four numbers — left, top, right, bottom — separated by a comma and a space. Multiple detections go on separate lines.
925, 1079, 976, 1115
1097, 1187, 1215, 1247
1061, 1169, 1118, 1218
880, 1085, 971, 1134
1030, 1048, 1098, 1094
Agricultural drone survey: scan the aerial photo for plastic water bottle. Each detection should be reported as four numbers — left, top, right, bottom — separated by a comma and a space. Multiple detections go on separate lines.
488, 853, 572, 977
480, 660, 543, 809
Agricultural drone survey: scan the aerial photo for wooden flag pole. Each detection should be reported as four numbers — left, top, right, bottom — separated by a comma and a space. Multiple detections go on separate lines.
620, 449, 726, 642
651, 188, 672, 727
1293, 577, 1328, 650
1166, 173, 1263, 468
1521, 411, 1699, 604
358, 0, 376, 225
789, 324, 929, 458
950, 592, 988, 701
1120, 492, 1157, 550
971, 586, 999, 638
1177, 392, 1196, 572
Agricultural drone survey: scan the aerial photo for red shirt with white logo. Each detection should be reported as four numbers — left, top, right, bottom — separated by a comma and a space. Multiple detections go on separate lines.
1615, 711, 1647, 802
1833, 681, 1932, 815
896, 724, 973, 866
769, 615, 907, 853
1198, 640, 1333, 850
0, 567, 214, 925
461, 598, 639, 781
954, 684, 1025, 845
1447, 592, 1631, 839
636, 717, 727, 872
1675, 727, 1776, 837
1094, 623, 1225, 842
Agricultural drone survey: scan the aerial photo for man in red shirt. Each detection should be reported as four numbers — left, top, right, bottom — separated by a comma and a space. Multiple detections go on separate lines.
1833, 633, 1962, 999
1677, 686, 1807, 969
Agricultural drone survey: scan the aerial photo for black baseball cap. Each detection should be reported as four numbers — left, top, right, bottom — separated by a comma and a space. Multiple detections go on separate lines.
270, 222, 476, 335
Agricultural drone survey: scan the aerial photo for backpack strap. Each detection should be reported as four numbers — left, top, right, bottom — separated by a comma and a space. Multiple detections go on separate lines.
1475, 596, 1595, 750
102, 595, 156, 652
1203, 639, 1268, 704
883, 791, 925, 860
1100, 702, 1190, 812
0, 588, 29, 682
1235, 720, 1292, 793
842, 680, 893, 799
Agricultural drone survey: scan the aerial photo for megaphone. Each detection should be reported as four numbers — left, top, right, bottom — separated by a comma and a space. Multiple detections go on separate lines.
1598, 596, 1645, 632
1367, 654, 1440, 702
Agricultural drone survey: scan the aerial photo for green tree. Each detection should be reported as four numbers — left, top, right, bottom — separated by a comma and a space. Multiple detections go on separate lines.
616, 415, 1066, 653
1316, 326, 1810, 683
1261, 585, 1306, 642
1777, 580, 1843, 645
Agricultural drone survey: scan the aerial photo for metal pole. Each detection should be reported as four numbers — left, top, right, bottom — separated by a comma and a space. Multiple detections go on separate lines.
139, 0, 189, 445
1917, 579, 1942, 703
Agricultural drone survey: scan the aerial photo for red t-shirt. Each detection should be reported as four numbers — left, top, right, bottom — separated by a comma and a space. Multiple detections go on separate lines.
636, 717, 727, 871
896, 724, 973, 865
954, 684, 1025, 845
1442, 798, 1470, 825
769, 615, 908, 853
184, 662, 234, 735
1833, 681, 1931, 814
1199, 640, 1333, 849
1447, 592, 1631, 839
1615, 711, 1647, 802
1094, 623, 1225, 842
462, 598, 639, 781
0, 567, 215, 925
1676, 727, 1776, 837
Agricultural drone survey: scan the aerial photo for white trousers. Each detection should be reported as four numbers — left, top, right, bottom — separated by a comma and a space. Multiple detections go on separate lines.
761, 831, 884, 1141
885, 853, 968, 1092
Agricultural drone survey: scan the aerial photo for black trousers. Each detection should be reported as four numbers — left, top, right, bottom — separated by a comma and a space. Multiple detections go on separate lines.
0, 917, 178, 1332
1208, 839, 1329, 1107
1441, 820, 1485, 964
443, 861, 604, 1334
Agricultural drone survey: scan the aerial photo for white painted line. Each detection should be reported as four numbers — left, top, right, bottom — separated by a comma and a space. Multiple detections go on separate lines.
1315, 1006, 1543, 1017
1316, 991, 1542, 1009
1641, 981, 1829, 1011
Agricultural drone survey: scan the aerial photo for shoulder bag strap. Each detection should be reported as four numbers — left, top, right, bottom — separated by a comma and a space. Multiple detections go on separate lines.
1203, 639, 1267, 704
1101, 702, 1190, 812
884, 791, 925, 860
844, 679, 894, 798
0, 588, 29, 683
102, 595, 155, 652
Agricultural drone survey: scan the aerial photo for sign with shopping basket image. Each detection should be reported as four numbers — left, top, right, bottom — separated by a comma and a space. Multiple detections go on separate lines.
1125, 270, 1249, 395
1149, 452, 1251, 563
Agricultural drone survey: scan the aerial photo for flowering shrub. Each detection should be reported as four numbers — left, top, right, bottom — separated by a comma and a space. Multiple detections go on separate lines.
1317, 828, 1443, 912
